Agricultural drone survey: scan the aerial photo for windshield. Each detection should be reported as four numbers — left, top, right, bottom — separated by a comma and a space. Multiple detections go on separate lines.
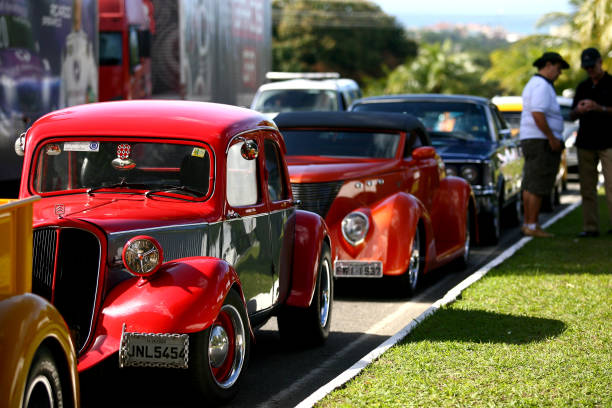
282, 130, 399, 158
354, 101, 490, 141
33, 140, 212, 197
253, 89, 339, 113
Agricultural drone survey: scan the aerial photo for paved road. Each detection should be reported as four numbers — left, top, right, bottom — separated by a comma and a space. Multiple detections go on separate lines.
80, 182, 581, 408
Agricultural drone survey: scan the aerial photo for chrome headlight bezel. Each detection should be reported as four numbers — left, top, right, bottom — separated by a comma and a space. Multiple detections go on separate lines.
122, 235, 163, 277
341, 211, 370, 246
460, 164, 479, 184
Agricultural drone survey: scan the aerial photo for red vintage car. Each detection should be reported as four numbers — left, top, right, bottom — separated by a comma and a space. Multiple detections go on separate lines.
14, 100, 332, 404
275, 111, 476, 295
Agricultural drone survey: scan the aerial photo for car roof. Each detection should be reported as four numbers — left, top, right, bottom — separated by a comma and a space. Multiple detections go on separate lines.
491, 95, 523, 111
28, 100, 275, 149
274, 111, 425, 133
352, 93, 491, 107
257, 78, 359, 92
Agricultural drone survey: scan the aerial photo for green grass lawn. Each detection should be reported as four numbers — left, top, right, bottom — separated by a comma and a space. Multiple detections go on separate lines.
318, 197, 612, 407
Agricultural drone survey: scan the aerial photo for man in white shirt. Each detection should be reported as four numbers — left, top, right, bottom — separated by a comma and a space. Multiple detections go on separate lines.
519, 52, 569, 237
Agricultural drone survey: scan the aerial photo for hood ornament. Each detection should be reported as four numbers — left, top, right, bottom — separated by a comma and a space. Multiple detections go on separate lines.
55, 204, 65, 218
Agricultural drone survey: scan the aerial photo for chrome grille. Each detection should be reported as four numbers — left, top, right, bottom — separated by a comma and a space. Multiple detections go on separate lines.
291, 181, 343, 218
32, 227, 101, 352
32, 228, 57, 301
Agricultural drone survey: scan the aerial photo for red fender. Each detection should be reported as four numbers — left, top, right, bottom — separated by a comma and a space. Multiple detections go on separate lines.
430, 176, 475, 260
334, 192, 434, 276
286, 210, 330, 308
78, 257, 243, 371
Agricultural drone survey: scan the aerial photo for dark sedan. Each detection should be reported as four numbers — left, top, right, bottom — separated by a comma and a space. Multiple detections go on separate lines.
351, 94, 523, 244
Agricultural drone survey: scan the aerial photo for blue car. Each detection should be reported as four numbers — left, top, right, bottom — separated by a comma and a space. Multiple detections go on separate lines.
350, 94, 523, 244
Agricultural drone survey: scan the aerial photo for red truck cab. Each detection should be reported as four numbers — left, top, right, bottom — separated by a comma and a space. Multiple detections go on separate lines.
98, 0, 154, 101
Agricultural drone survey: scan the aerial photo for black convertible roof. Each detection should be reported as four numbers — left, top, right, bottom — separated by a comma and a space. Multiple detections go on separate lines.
274, 111, 425, 133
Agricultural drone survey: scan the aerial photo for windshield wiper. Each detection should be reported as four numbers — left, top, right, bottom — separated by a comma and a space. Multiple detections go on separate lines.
145, 185, 206, 198
87, 180, 150, 195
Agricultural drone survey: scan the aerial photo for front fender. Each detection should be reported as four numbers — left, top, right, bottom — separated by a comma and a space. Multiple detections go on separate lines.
0, 294, 78, 408
334, 192, 432, 276
78, 257, 242, 372
431, 176, 475, 250
286, 210, 329, 308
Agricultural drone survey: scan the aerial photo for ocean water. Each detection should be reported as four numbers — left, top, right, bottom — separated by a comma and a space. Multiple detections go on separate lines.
397, 13, 549, 35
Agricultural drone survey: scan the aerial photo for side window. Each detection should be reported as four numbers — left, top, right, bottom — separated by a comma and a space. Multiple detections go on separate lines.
264, 139, 287, 202
403, 130, 424, 158
227, 142, 258, 206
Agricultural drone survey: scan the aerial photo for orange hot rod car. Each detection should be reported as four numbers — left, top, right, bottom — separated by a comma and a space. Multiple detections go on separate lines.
13, 100, 332, 404
0, 196, 80, 408
275, 111, 477, 295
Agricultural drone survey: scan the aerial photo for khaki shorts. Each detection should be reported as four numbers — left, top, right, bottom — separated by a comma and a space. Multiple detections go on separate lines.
521, 138, 562, 196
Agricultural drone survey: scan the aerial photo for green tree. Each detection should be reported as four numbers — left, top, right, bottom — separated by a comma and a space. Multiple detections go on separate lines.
379, 40, 499, 96
272, 0, 417, 83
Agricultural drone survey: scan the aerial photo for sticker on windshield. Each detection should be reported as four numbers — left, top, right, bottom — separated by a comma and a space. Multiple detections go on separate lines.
64, 141, 100, 152
191, 147, 206, 158
46, 144, 62, 155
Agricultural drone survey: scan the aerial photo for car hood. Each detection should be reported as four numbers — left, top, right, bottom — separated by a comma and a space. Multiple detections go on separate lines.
431, 139, 496, 162
32, 193, 217, 233
286, 155, 397, 183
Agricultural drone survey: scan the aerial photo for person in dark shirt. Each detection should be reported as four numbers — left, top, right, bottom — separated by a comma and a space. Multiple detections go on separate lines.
570, 48, 612, 237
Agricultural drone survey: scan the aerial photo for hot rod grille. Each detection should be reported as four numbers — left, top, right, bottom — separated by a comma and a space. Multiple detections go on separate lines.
32, 227, 101, 352
291, 181, 343, 218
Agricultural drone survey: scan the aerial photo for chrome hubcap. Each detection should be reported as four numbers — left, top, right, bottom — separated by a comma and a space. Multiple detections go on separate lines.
319, 258, 331, 328
408, 230, 420, 287
208, 325, 229, 368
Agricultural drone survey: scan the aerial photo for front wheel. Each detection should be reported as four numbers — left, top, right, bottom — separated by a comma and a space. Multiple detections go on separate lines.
189, 290, 250, 405
398, 226, 423, 297
278, 243, 333, 347
23, 346, 64, 408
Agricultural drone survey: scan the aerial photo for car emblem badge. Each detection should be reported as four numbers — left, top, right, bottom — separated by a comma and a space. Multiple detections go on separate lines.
112, 143, 136, 170
55, 204, 65, 218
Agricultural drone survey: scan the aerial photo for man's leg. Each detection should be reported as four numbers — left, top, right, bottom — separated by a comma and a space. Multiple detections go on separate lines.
523, 189, 542, 226
577, 148, 600, 232
599, 148, 612, 230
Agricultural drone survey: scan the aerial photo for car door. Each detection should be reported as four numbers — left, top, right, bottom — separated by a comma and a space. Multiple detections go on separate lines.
262, 135, 295, 305
223, 133, 274, 315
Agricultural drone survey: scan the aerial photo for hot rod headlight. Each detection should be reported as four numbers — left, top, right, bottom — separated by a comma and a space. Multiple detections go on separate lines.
341, 211, 369, 246
122, 235, 163, 277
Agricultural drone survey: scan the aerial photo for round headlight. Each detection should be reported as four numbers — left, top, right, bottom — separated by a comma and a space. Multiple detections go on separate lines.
341, 211, 369, 246
122, 235, 163, 277
445, 165, 457, 177
460, 165, 479, 184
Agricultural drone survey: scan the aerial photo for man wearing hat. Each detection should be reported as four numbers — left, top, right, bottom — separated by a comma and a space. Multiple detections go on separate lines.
519, 51, 569, 237
570, 47, 612, 237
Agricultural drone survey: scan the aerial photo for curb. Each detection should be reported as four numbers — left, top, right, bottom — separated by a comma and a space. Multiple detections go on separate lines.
295, 201, 580, 408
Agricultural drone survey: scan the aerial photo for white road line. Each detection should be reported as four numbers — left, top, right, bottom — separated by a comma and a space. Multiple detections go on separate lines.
294, 201, 580, 408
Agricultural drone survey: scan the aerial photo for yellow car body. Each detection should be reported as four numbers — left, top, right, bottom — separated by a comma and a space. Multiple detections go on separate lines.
0, 197, 80, 408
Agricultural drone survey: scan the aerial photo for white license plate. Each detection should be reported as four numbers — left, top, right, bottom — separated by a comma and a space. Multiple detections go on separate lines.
334, 260, 383, 278
119, 325, 189, 369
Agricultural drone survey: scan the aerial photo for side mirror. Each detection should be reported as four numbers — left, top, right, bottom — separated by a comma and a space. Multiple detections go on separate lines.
14, 133, 25, 156
500, 128, 512, 140
240, 140, 259, 160
412, 146, 436, 160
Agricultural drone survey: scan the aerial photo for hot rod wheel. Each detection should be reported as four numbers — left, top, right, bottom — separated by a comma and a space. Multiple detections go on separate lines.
23, 346, 65, 408
398, 226, 423, 296
189, 290, 250, 404
278, 243, 333, 347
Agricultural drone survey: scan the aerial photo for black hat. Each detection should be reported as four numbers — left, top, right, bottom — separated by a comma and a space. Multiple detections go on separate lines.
581, 48, 601, 68
532, 52, 570, 69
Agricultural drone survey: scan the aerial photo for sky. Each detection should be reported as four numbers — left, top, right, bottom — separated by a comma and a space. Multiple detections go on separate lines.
371, 0, 573, 35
